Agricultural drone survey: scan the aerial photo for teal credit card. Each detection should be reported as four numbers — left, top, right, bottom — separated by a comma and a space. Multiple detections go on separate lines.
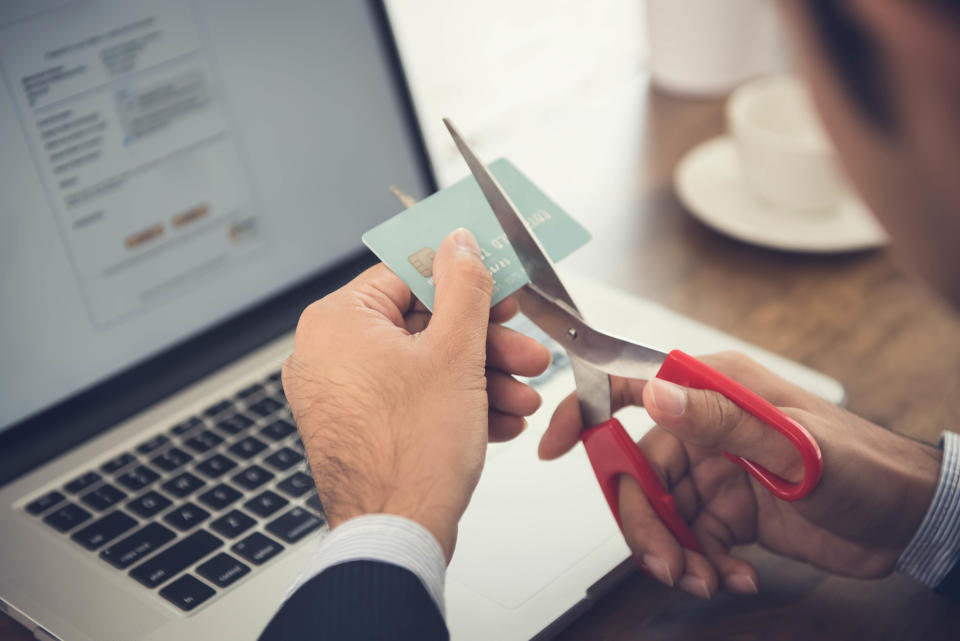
362, 158, 590, 310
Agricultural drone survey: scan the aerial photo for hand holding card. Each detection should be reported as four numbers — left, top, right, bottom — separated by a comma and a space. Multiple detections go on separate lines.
363, 158, 590, 310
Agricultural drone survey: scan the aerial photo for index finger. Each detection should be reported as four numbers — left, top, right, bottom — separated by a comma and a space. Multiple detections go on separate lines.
539, 376, 647, 460
344, 263, 415, 324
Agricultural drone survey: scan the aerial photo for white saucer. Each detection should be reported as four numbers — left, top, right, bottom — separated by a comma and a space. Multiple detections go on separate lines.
674, 136, 888, 253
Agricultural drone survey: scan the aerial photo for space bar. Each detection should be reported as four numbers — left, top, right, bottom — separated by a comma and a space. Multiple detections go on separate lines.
130, 530, 222, 588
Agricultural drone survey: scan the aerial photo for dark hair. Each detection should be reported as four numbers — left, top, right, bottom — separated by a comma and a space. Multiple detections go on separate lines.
806, 0, 960, 131
806, 0, 893, 129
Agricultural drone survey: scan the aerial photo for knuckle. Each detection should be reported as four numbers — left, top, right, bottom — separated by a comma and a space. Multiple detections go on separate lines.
619, 507, 647, 551
281, 355, 313, 407
296, 299, 328, 332
700, 390, 742, 446
280, 356, 294, 386
711, 350, 752, 371
280, 355, 300, 389
711, 394, 732, 435
622, 521, 646, 554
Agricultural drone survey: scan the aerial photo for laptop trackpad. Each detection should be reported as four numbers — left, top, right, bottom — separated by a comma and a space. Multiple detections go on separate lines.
447, 404, 649, 609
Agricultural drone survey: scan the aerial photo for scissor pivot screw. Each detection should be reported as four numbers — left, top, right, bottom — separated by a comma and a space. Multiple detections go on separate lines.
567, 328, 578, 340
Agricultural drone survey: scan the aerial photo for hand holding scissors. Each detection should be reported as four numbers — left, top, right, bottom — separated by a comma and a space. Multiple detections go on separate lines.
444, 119, 823, 583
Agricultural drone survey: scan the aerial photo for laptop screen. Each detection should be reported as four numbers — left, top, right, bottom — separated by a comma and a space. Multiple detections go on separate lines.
0, 0, 431, 431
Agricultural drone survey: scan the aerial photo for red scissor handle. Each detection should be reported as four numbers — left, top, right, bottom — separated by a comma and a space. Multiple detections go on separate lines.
580, 350, 823, 555
656, 350, 822, 501
581, 417, 701, 552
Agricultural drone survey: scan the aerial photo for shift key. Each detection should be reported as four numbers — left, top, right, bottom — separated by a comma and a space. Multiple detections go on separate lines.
101, 523, 176, 569
130, 530, 222, 588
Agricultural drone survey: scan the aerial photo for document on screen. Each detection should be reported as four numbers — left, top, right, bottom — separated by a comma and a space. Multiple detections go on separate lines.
0, 0, 261, 325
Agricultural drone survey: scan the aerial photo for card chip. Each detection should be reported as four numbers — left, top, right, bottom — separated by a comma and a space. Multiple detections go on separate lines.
407, 247, 436, 278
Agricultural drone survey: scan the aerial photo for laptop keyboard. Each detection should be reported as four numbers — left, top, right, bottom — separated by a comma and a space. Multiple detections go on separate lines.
22, 369, 326, 613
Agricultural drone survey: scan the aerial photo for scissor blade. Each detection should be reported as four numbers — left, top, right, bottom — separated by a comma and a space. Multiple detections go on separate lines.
515, 285, 669, 381
570, 357, 613, 426
443, 118, 581, 314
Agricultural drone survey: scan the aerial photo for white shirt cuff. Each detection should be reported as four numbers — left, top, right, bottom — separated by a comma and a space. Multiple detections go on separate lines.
285, 514, 447, 614
896, 431, 960, 587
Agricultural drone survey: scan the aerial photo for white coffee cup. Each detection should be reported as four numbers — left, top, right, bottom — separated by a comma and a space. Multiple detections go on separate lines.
726, 75, 843, 211
646, 0, 782, 96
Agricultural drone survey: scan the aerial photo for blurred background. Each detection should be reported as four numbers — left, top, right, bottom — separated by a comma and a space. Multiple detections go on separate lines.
387, 0, 649, 186
4, 2, 960, 640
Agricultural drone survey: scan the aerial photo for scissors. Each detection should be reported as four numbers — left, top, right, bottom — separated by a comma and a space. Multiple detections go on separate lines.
443, 118, 823, 554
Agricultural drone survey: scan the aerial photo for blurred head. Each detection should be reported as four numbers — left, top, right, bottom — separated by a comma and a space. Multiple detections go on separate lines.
782, 0, 960, 305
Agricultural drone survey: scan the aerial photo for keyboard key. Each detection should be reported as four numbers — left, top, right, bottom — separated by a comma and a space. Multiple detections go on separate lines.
101, 523, 176, 569
232, 532, 283, 566
204, 399, 235, 419
305, 494, 324, 515
231, 465, 273, 490
266, 507, 323, 543
266, 370, 282, 383
244, 490, 287, 518
228, 436, 267, 460
209, 509, 255, 539
152, 447, 193, 472
170, 416, 204, 436
159, 574, 215, 612
43, 503, 92, 532
198, 484, 242, 511
236, 383, 264, 400
263, 447, 302, 471
71, 510, 137, 550
260, 419, 296, 442
100, 453, 136, 474
130, 529, 222, 588
196, 454, 237, 479
216, 412, 254, 435
183, 430, 224, 454
197, 552, 250, 588
26, 490, 65, 515
126, 491, 172, 518
163, 503, 210, 531
162, 472, 206, 498
276, 472, 313, 498
247, 397, 283, 418
82, 483, 127, 511
136, 435, 170, 455
116, 465, 160, 491
65, 471, 102, 494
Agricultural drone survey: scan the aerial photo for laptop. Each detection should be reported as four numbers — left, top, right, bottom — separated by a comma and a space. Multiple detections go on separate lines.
0, 1, 846, 640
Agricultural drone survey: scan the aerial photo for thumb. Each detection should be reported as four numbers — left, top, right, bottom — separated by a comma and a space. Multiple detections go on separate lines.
643, 377, 806, 483
427, 228, 494, 352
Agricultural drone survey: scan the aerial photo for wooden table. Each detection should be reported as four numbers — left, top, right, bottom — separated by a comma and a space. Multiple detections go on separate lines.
4, 85, 960, 641
545, 87, 960, 640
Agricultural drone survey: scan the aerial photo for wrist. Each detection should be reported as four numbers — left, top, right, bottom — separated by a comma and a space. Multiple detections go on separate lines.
329, 509, 456, 563
895, 432, 960, 588
326, 494, 459, 562
889, 438, 942, 555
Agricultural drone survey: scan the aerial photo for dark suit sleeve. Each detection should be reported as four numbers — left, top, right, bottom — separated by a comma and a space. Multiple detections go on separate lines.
258, 560, 449, 641
934, 562, 960, 600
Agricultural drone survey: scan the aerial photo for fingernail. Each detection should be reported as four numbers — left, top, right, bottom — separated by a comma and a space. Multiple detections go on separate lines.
649, 378, 687, 416
642, 554, 674, 587
451, 227, 479, 252
727, 574, 758, 594
678, 575, 712, 599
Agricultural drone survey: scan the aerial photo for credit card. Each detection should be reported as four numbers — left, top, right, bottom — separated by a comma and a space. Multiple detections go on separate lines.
362, 158, 590, 310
